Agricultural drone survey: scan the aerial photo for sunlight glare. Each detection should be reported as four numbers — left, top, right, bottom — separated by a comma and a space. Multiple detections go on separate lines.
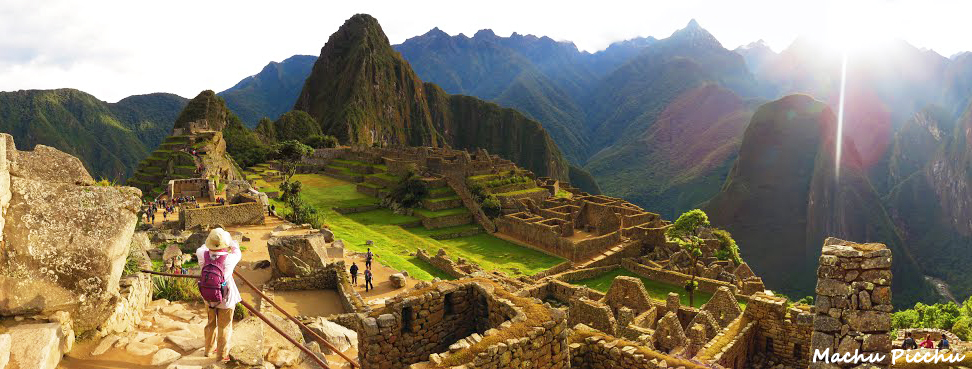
823, 0, 893, 55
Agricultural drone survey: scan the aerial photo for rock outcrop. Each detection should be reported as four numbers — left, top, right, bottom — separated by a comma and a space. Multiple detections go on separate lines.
267, 233, 328, 278
0, 133, 141, 332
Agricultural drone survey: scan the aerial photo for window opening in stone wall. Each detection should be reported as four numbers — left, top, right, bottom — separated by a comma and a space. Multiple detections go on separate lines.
793, 343, 802, 359
402, 306, 413, 333
444, 292, 455, 315
765, 337, 774, 353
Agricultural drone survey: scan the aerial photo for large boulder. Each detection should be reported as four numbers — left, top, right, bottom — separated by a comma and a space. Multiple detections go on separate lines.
0, 135, 141, 332
0, 333, 10, 369
389, 273, 407, 288
305, 317, 358, 354
6, 322, 69, 369
267, 233, 328, 278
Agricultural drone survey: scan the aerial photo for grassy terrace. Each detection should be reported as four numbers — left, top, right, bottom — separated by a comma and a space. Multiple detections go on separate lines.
429, 186, 454, 195
495, 187, 546, 196
413, 207, 470, 218
332, 158, 388, 171
573, 268, 717, 308
246, 167, 563, 280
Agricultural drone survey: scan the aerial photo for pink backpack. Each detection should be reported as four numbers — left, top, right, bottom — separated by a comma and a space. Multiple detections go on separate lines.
198, 252, 228, 306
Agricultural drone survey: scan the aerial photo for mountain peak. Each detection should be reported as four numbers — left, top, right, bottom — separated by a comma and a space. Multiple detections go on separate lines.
424, 27, 448, 37
669, 18, 722, 48
474, 29, 497, 38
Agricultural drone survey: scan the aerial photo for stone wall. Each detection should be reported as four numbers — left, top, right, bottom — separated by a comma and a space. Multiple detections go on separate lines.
420, 211, 474, 229
569, 326, 712, 369
705, 319, 757, 368
168, 178, 214, 202
530, 261, 574, 281
357, 281, 497, 368
569, 297, 618, 336
744, 293, 813, 368
496, 214, 618, 261
415, 248, 483, 279
621, 259, 738, 295
179, 201, 265, 229
810, 238, 893, 368
266, 262, 368, 313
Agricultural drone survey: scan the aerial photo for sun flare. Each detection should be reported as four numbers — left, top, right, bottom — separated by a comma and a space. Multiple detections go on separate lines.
823, 0, 894, 55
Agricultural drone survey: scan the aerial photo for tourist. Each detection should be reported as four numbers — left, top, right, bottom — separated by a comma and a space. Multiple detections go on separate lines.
902, 332, 918, 350
938, 335, 950, 350
350, 262, 359, 285
364, 268, 374, 291
195, 228, 242, 362
365, 248, 374, 270
919, 334, 935, 349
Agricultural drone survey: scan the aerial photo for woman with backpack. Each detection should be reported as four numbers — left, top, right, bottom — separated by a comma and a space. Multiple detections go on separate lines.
196, 228, 242, 362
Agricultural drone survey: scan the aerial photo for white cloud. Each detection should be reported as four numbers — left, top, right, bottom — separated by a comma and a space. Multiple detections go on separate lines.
1, 0, 969, 102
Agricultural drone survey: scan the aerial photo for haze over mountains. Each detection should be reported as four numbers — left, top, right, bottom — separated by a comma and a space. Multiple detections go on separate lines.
4, 14, 972, 305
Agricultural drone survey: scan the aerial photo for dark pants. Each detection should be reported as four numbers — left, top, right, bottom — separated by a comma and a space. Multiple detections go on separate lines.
366, 259, 372, 270
351, 273, 357, 285
365, 278, 374, 291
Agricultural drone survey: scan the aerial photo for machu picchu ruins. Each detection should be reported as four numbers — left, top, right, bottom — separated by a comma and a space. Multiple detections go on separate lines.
4, 7, 972, 369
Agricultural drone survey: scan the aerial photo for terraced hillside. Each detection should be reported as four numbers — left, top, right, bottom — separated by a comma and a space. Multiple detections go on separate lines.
127, 133, 210, 198
242, 163, 563, 280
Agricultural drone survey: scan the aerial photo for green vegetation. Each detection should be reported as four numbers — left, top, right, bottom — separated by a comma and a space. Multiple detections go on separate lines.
382, 172, 428, 210
267, 172, 563, 279
666, 209, 709, 306
152, 276, 201, 302
255, 110, 322, 143
573, 268, 715, 308
0, 89, 186, 180
892, 298, 972, 341
279, 179, 323, 228
304, 134, 340, 149
712, 229, 741, 264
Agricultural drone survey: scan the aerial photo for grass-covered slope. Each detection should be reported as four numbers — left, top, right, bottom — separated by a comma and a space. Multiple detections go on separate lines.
586, 85, 755, 217
219, 55, 317, 128
705, 94, 935, 306
0, 88, 181, 180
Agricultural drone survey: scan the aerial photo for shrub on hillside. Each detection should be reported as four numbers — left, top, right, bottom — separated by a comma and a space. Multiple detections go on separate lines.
383, 172, 427, 212
303, 134, 339, 149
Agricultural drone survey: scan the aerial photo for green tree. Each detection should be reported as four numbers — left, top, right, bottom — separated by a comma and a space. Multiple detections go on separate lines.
271, 140, 313, 180
666, 209, 709, 307
712, 228, 741, 264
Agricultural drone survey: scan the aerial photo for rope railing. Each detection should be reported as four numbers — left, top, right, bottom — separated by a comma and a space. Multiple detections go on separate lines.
141, 269, 359, 368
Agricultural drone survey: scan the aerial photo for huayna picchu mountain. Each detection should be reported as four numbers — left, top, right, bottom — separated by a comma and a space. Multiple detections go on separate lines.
127, 90, 244, 199
705, 94, 936, 306
0, 89, 187, 180
294, 14, 576, 182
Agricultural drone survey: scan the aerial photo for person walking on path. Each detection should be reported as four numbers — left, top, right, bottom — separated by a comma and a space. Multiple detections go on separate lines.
195, 228, 242, 362
364, 269, 374, 291
365, 248, 374, 270
349, 262, 359, 285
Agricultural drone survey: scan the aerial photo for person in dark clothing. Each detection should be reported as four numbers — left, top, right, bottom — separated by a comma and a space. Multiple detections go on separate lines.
902, 332, 918, 350
365, 248, 374, 270
349, 262, 359, 285
938, 335, 950, 350
364, 269, 374, 291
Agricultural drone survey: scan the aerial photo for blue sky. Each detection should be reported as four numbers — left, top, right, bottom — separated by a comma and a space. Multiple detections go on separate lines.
1, 0, 966, 101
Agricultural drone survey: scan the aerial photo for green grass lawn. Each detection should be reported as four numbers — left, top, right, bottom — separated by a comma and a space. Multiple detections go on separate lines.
413, 207, 470, 218
270, 173, 563, 280
573, 268, 716, 308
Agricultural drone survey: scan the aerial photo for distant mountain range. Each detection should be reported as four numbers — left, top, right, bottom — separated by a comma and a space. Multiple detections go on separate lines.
4, 15, 972, 305
0, 89, 186, 179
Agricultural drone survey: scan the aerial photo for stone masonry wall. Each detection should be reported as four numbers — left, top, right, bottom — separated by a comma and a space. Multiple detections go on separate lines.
358, 282, 492, 369
744, 293, 814, 368
180, 201, 265, 229
621, 259, 738, 295
810, 238, 893, 368
570, 327, 713, 369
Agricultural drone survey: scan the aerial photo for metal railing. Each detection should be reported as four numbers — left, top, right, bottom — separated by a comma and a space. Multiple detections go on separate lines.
142, 269, 361, 368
